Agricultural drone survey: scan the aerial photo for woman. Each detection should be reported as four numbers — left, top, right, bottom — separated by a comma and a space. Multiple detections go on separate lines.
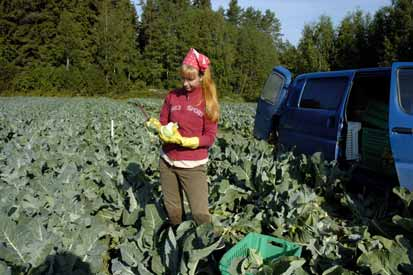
149, 48, 220, 226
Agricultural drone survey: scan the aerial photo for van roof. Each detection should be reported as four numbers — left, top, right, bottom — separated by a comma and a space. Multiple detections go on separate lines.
296, 67, 391, 80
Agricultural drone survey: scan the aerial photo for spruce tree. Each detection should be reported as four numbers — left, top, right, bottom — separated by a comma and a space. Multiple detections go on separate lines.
226, 0, 242, 26
278, 41, 300, 75
297, 16, 335, 73
139, 0, 167, 86
369, 6, 394, 66
388, 0, 413, 62
334, 10, 370, 69
192, 0, 211, 9
93, 0, 140, 93
234, 7, 280, 99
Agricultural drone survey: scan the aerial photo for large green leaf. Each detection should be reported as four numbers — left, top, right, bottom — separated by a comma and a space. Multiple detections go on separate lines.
137, 262, 155, 275
321, 265, 356, 275
215, 179, 251, 211
121, 187, 141, 226
0, 260, 11, 275
393, 187, 413, 210
258, 256, 307, 275
180, 224, 221, 275
164, 227, 179, 274
73, 220, 108, 257
0, 215, 55, 268
111, 258, 135, 275
150, 251, 165, 274
137, 204, 164, 251
392, 215, 413, 233
119, 240, 144, 268
357, 235, 411, 275
0, 215, 29, 264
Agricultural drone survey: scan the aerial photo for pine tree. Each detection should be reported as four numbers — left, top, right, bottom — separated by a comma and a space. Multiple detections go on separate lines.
367, 0, 413, 66
0, 1, 18, 92
56, 11, 85, 70
388, 0, 413, 61
93, 0, 140, 93
334, 10, 370, 69
368, 6, 393, 66
192, 0, 211, 9
234, 7, 280, 99
226, 0, 242, 26
2, 0, 61, 67
297, 16, 335, 73
139, 0, 166, 86
259, 9, 282, 45
278, 41, 300, 76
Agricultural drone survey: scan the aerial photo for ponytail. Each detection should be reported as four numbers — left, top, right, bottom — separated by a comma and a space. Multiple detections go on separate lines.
201, 67, 220, 122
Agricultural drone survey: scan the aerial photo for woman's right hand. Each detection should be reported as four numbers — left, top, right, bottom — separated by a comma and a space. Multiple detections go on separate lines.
145, 117, 161, 133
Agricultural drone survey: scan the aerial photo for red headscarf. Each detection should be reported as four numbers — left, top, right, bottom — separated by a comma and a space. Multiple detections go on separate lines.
182, 48, 210, 73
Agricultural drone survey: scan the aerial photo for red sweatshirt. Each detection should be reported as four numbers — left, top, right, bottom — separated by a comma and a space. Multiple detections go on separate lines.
159, 86, 218, 161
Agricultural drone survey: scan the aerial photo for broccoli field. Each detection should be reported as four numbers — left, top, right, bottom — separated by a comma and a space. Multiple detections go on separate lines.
0, 97, 412, 275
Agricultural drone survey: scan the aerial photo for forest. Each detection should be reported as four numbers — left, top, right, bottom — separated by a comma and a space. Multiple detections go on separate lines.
0, 0, 413, 100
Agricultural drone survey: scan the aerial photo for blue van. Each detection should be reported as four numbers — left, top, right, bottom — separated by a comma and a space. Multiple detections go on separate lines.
254, 62, 413, 191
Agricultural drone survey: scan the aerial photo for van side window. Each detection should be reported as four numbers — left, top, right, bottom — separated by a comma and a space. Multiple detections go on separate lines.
287, 79, 305, 107
261, 72, 284, 104
399, 68, 413, 114
299, 77, 348, 110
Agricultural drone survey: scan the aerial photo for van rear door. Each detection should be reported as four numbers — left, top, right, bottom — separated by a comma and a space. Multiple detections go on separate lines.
389, 62, 413, 191
278, 71, 354, 160
253, 66, 291, 140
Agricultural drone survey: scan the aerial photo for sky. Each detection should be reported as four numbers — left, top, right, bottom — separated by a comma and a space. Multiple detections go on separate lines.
133, 0, 392, 46
211, 0, 391, 45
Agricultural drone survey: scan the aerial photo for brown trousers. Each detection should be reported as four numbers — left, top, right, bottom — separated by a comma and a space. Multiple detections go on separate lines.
159, 158, 211, 225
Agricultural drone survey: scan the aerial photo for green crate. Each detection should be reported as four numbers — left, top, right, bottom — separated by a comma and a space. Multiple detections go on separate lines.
360, 127, 396, 177
219, 233, 302, 275
362, 100, 389, 130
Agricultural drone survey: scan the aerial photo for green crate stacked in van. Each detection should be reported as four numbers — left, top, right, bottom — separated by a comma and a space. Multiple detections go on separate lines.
362, 100, 388, 129
360, 100, 396, 177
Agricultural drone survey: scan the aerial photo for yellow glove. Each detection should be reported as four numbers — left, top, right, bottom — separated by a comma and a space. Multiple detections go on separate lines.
159, 123, 182, 144
181, 137, 199, 149
145, 117, 161, 134
158, 122, 199, 149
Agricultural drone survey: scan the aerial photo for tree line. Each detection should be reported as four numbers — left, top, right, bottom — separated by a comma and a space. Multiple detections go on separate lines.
0, 0, 412, 100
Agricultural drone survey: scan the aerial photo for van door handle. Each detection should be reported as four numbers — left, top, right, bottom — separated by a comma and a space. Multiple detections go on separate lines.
327, 116, 336, 128
392, 127, 413, 135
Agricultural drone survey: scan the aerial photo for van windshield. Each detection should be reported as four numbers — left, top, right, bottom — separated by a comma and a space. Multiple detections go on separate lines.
399, 68, 413, 114
261, 72, 284, 104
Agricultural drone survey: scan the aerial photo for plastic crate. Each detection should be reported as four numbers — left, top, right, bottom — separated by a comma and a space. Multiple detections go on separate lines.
362, 100, 388, 130
360, 127, 396, 177
219, 233, 302, 275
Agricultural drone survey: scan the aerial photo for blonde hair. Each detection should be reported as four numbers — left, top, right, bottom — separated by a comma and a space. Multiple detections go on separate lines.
180, 65, 220, 122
